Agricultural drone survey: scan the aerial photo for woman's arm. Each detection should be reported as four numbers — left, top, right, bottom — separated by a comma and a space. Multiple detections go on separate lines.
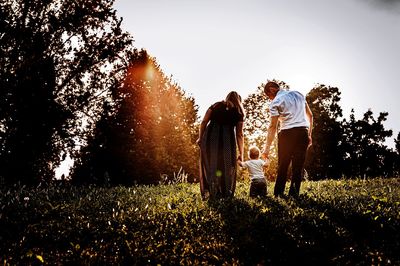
197, 108, 213, 146
236, 121, 244, 161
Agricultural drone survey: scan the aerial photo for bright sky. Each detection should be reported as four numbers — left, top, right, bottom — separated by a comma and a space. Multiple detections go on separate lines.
113, 0, 400, 147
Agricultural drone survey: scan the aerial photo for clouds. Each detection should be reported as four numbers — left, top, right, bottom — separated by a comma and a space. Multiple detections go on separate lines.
374, 0, 400, 4
362, 0, 400, 12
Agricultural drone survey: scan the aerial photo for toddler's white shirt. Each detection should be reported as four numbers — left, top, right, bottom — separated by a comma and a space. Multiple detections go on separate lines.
240, 159, 268, 180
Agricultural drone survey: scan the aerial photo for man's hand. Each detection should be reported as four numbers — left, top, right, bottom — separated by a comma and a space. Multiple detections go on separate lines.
262, 158, 270, 168
261, 149, 269, 160
308, 135, 313, 149
263, 116, 278, 160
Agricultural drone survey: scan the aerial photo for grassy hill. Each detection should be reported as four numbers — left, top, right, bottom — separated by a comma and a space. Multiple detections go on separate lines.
1, 178, 399, 265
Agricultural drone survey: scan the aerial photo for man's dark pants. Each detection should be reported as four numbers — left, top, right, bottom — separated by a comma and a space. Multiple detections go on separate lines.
274, 127, 309, 197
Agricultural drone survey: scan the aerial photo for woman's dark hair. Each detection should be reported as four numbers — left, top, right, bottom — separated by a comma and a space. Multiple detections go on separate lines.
225, 91, 245, 118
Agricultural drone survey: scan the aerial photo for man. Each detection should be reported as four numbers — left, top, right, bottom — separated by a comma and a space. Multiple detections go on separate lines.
262, 81, 313, 197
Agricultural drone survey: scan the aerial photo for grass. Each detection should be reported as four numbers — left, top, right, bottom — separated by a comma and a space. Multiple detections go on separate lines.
1, 178, 399, 265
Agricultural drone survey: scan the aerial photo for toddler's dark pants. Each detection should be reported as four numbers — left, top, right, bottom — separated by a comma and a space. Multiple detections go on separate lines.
250, 178, 267, 198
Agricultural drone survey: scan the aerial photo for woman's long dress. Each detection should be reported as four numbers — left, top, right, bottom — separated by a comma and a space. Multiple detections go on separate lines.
200, 102, 243, 199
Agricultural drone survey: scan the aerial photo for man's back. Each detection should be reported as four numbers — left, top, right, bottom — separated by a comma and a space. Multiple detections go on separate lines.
270, 90, 309, 131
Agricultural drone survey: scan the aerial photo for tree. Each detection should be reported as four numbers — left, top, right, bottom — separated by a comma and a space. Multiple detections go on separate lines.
380, 148, 398, 178
395, 132, 400, 155
393, 132, 400, 176
71, 51, 199, 185
305, 84, 345, 179
0, 0, 132, 184
342, 110, 393, 178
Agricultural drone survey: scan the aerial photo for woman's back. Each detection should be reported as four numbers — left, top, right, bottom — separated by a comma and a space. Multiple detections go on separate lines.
209, 101, 242, 126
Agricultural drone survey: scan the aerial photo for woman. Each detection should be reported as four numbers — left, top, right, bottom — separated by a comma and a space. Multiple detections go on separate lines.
197, 91, 245, 199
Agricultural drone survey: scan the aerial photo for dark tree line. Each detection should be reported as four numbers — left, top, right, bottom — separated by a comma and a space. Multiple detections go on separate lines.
0, 0, 198, 185
305, 84, 398, 179
0, 0, 133, 184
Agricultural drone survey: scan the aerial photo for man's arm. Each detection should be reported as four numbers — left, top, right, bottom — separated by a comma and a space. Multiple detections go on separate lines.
262, 116, 279, 159
236, 121, 244, 161
305, 102, 313, 147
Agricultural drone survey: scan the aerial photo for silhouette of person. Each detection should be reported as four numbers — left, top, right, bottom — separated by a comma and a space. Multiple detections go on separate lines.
197, 91, 245, 200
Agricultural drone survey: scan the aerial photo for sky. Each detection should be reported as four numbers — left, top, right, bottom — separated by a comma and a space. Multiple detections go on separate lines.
113, 0, 400, 147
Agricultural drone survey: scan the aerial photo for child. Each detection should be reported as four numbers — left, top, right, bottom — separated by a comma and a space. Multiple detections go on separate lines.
238, 146, 269, 198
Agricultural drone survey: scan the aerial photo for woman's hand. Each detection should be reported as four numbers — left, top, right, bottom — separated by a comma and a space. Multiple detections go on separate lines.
196, 138, 201, 146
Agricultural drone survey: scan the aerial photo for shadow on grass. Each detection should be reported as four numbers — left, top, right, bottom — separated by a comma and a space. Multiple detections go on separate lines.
292, 194, 400, 264
207, 194, 399, 265
207, 197, 312, 265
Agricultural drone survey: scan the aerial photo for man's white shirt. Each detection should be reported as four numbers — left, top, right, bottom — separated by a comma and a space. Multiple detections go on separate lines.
269, 90, 310, 131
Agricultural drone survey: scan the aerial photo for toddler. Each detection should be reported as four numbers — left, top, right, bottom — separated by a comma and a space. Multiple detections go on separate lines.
238, 146, 269, 198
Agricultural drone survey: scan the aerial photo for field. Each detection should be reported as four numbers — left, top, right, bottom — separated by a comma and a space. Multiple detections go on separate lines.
1, 178, 399, 265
